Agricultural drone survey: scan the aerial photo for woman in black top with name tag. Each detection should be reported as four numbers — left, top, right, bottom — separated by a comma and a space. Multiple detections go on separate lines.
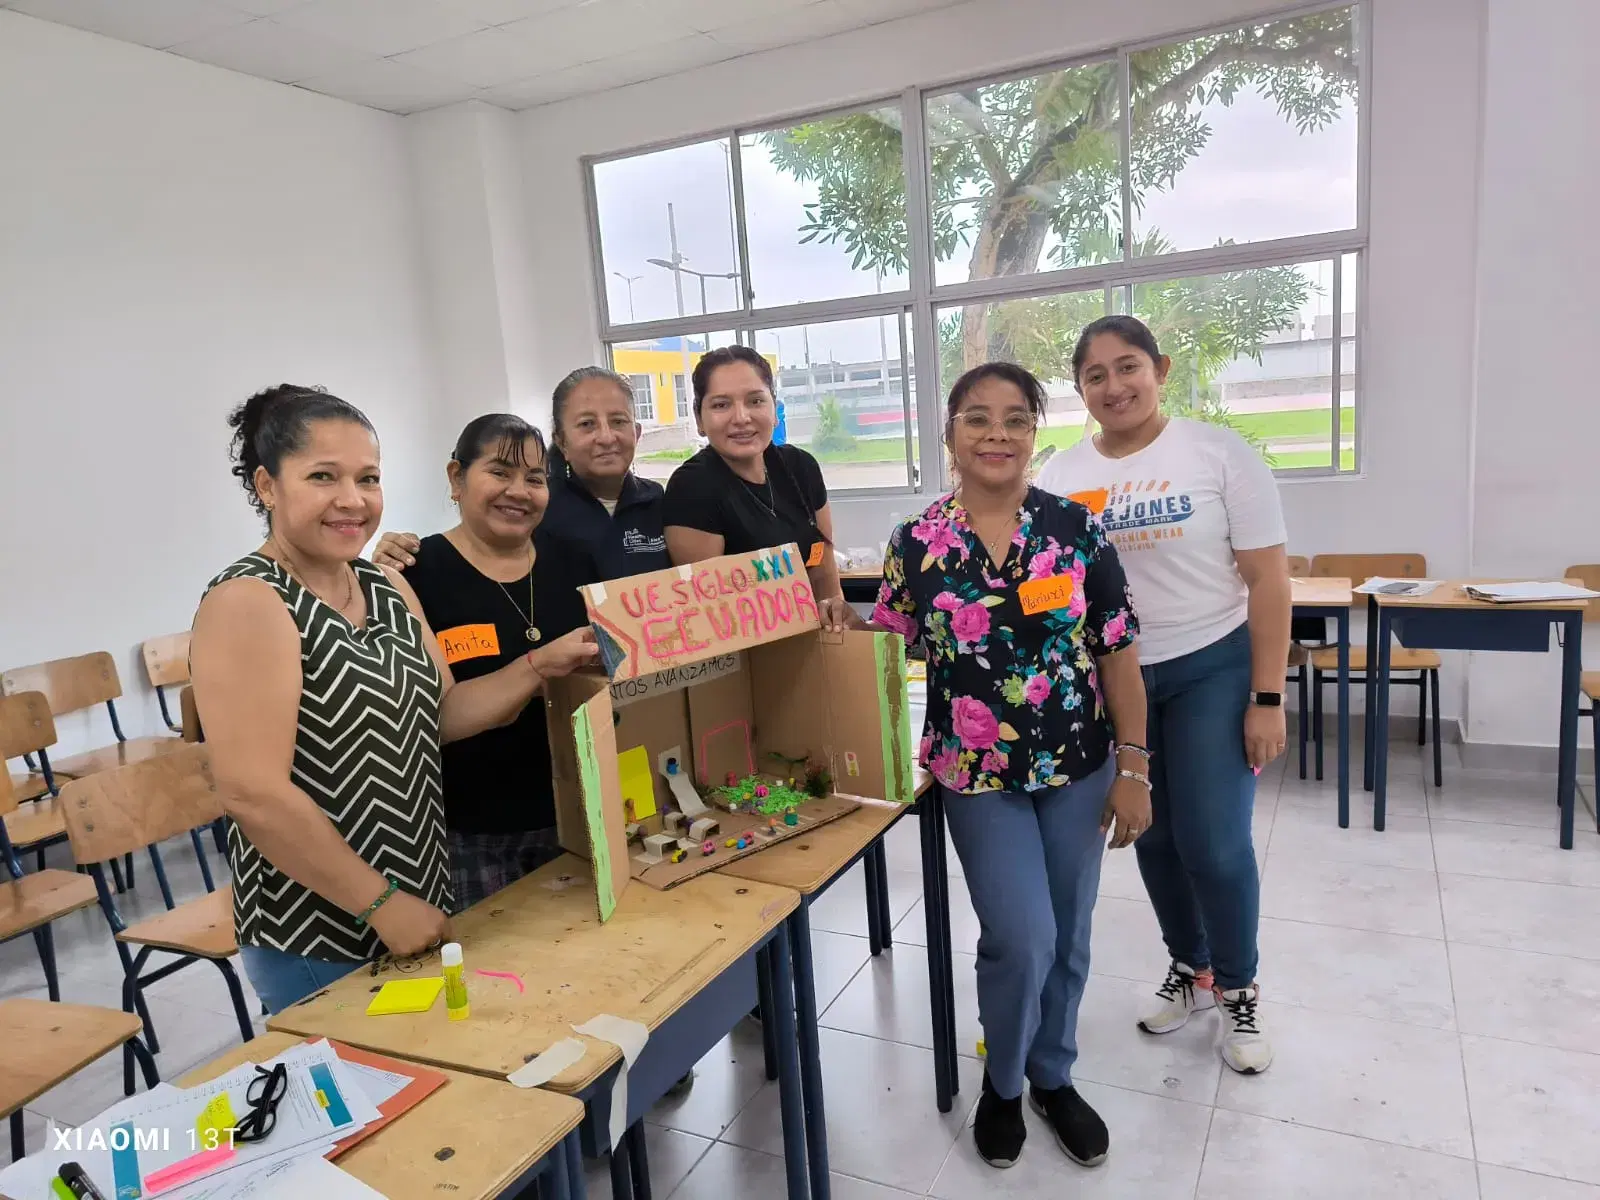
663, 346, 850, 618
398, 415, 598, 909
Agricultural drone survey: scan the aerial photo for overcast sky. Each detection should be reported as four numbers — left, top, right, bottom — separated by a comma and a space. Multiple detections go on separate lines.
592, 85, 1357, 370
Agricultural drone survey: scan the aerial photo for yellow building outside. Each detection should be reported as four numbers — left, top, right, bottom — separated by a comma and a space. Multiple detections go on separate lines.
610, 340, 777, 428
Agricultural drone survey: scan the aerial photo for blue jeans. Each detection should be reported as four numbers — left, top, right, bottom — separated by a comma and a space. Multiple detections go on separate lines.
1137, 623, 1260, 991
942, 759, 1111, 1100
239, 944, 360, 1015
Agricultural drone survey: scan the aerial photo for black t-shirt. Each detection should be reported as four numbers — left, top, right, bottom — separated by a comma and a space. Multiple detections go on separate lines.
662, 444, 829, 560
402, 530, 590, 835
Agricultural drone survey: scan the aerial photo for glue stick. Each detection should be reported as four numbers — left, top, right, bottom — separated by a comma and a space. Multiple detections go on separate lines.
441, 942, 470, 1021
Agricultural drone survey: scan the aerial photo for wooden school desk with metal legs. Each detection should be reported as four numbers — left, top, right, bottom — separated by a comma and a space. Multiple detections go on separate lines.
182, 1032, 587, 1199
717, 782, 929, 1200
1365, 581, 1587, 846
267, 858, 807, 1200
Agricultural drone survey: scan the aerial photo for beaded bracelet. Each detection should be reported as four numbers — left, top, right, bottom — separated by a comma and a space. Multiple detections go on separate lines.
356, 877, 398, 927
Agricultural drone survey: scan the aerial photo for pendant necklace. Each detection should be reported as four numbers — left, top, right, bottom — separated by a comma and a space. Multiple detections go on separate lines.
271, 538, 355, 615
494, 546, 540, 643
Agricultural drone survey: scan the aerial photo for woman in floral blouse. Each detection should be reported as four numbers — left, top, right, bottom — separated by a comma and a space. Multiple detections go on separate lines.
833, 362, 1149, 1173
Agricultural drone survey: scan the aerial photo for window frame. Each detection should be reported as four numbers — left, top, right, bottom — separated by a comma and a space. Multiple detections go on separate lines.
585, 0, 1369, 491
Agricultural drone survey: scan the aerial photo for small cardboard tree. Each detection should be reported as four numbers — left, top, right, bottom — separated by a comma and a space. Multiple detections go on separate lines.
545, 543, 914, 921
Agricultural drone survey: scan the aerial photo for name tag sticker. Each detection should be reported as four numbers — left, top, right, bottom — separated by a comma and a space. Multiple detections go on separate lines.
438, 623, 500, 664
805, 542, 825, 568
1018, 574, 1075, 616
1067, 488, 1109, 515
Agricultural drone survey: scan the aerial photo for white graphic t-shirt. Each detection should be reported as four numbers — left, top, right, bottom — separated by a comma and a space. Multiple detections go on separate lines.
1034, 418, 1286, 665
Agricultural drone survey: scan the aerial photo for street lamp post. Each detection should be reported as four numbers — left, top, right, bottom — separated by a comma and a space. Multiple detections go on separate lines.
647, 242, 738, 425
611, 271, 643, 322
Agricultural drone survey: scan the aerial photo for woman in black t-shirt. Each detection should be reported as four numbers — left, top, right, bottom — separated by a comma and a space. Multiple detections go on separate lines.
662, 346, 849, 617
395, 415, 597, 910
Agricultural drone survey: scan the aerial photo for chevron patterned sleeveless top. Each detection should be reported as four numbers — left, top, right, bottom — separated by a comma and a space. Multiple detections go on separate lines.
206, 553, 454, 961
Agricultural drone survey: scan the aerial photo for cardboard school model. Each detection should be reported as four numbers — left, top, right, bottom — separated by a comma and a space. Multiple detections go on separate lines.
544, 543, 915, 921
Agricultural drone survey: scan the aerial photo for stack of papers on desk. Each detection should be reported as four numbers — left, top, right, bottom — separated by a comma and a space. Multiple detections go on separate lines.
1462, 582, 1600, 603
0, 1041, 388, 1200
1354, 578, 1443, 596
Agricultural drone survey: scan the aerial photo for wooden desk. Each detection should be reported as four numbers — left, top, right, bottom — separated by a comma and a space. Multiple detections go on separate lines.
1366, 580, 1587, 846
838, 569, 881, 606
1291, 577, 1354, 827
181, 1032, 586, 1200
717, 798, 911, 1200
269, 856, 805, 1200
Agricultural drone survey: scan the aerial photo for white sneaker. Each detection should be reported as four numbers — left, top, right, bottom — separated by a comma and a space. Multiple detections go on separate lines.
1138, 962, 1215, 1034
1216, 984, 1273, 1074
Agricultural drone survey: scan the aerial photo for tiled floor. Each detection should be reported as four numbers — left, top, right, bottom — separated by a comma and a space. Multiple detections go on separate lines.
7, 748, 1600, 1198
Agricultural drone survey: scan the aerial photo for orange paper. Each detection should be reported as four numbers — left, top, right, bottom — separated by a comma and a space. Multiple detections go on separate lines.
1067, 488, 1108, 515
805, 541, 825, 568
437, 623, 500, 664
1019, 574, 1075, 616
324, 1040, 449, 1159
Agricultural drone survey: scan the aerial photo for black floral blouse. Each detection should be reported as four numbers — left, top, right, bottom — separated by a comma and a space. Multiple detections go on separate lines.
873, 488, 1139, 795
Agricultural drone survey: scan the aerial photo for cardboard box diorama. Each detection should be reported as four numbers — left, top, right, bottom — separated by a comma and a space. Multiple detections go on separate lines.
545, 543, 915, 921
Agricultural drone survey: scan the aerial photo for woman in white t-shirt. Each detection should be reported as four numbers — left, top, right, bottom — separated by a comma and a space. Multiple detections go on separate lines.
1035, 315, 1291, 1076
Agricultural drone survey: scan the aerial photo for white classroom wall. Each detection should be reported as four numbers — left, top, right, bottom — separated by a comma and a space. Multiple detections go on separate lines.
1463, 0, 1600, 752
0, 12, 448, 751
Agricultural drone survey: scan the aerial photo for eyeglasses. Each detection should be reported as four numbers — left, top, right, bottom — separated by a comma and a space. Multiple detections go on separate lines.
952, 412, 1038, 437
232, 1063, 288, 1145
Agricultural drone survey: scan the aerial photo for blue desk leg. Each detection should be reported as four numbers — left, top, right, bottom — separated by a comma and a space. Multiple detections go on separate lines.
1364, 594, 1378, 793
789, 904, 832, 1200
1558, 612, 1581, 849
863, 843, 885, 956
1338, 608, 1351, 829
565, 1129, 587, 1200
547, 1131, 574, 1200
872, 839, 893, 951
1373, 606, 1393, 832
919, 791, 955, 1113
759, 946, 779, 1082
766, 926, 812, 1200
626, 1123, 652, 1200
608, 1137, 633, 1200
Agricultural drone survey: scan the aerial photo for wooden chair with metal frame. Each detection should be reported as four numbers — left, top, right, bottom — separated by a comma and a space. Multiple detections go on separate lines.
1565, 564, 1600, 786
0, 691, 75, 876
178, 684, 227, 860
0, 764, 100, 1007
1284, 554, 1323, 778
2, 997, 160, 1161
4, 652, 186, 890
1308, 553, 1443, 786
142, 632, 192, 735
56, 745, 254, 1094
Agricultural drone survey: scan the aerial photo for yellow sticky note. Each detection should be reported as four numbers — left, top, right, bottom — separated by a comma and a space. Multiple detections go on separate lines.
366, 977, 445, 1016
196, 1092, 236, 1143
617, 745, 657, 822
315, 1089, 329, 1108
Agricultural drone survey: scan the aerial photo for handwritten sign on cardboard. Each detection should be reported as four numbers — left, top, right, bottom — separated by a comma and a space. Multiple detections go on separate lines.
581, 544, 820, 681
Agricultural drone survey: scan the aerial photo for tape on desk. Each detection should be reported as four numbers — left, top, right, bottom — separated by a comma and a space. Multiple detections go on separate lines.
507, 1037, 586, 1089
573, 1014, 649, 1151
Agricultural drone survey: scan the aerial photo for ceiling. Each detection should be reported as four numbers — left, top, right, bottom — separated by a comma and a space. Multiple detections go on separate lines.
2, 0, 967, 114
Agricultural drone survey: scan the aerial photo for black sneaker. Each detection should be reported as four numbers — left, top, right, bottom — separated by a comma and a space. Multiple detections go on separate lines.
1028, 1083, 1108, 1166
973, 1073, 1026, 1168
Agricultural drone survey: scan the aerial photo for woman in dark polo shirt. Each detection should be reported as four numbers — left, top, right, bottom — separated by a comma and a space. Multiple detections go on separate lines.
661, 346, 847, 615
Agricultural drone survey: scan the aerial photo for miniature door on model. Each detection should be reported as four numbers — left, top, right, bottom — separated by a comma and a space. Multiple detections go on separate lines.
544, 542, 917, 921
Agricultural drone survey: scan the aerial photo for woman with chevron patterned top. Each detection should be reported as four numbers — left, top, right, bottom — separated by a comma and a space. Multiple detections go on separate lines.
190, 385, 598, 1015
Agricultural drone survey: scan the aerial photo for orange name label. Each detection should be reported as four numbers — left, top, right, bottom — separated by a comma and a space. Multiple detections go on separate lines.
805, 541, 825, 568
1018, 574, 1075, 616
1067, 488, 1109, 515
437, 623, 500, 664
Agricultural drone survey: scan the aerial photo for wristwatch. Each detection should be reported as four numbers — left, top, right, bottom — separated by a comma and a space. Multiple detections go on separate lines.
1250, 691, 1283, 707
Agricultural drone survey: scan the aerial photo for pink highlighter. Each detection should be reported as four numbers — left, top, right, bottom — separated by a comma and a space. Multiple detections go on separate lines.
144, 1145, 236, 1195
